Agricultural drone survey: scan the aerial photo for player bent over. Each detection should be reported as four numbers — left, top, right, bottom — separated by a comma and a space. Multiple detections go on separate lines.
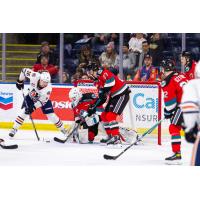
88, 65, 130, 145
9, 68, 68, 137
180, 62, 200, 166
160, 59, 188, 163
68, 88, 104, 143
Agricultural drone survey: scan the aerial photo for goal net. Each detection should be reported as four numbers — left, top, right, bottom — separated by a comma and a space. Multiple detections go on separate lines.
75, 80, 162, 145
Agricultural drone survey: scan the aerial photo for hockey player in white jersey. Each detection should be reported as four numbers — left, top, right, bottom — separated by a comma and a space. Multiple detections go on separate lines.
180, 62, 200, 166
9, 68, 68, 137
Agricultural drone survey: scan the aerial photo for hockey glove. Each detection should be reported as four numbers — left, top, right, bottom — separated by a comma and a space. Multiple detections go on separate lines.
183, 123, 198, 143
25, 104, 36, 114
16, 79, 24, 90
164, 108, 174, 119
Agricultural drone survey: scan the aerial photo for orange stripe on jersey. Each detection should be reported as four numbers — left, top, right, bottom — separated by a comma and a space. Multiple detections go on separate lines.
181, 105, 198, 109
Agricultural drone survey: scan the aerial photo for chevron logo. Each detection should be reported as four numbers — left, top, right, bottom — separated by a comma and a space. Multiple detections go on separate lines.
0, 94, 13, 110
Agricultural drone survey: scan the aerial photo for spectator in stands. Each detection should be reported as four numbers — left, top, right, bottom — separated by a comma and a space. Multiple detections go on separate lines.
133, 54, 160, 82
138, 41, 150, 67
78, 45, 99, 68
62, 71, 70, 83
149, 33, 164, 66
128, 33, 146, 67
115, 43, 136, 80
81, 73, 90, 80
109, 33, 119, 44
99, 42, 118, 69
32, 55, 59, 82
36, 41, 58, 66
92, 33, 110, 45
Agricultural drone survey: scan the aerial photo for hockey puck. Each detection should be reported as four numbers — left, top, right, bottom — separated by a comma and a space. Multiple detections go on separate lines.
45, 140, 50, 143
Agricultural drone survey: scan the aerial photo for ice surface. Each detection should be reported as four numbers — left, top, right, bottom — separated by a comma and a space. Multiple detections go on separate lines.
0, 129, 193, 166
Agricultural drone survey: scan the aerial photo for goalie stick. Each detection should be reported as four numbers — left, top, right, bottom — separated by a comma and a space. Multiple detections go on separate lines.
103, 118, 164, 160
0, 139, 18, 149
54, 123, 79, 143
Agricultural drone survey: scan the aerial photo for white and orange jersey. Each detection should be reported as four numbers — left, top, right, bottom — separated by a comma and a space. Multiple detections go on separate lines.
19, 68, 52, 108
180, 79, 200, 132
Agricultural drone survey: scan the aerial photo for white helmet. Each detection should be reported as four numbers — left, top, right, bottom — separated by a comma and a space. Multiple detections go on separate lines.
195, 61, 200, 78
69, 87, 82, 107
40, 72, 51, 83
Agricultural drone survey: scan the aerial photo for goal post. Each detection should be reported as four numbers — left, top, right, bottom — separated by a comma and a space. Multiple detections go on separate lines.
125, 81, 162, 145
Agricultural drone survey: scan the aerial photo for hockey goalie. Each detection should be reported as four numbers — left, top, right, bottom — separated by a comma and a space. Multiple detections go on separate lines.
68, 87, 137, 144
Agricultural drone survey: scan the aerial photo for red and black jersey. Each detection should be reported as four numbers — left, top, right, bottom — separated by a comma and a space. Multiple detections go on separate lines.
184, 61, 196, 80
97, 69, 128, 98
161, 72, 188, 112
72, 93, 104, 122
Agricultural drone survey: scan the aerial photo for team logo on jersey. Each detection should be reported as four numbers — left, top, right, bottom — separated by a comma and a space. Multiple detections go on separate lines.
31, 83, 36, 87
185, 66, 190, 72
0, 91, 13, 110
161, 81, 166, 87
30, 89, 39, 98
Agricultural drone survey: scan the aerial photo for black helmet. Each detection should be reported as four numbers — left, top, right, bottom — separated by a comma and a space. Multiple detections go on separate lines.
87, 62, 99, 71
160, 59, 176, 71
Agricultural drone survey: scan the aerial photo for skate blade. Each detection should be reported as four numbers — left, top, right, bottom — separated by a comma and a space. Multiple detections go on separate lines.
106, 143, 123, 149
165, 160, 182, 165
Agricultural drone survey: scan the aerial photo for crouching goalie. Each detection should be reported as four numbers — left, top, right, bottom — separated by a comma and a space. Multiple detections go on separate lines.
68, 87, 137, 144
69, 87, 103, 143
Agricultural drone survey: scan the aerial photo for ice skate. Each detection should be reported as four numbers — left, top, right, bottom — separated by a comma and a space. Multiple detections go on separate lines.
165, 152, 182, 165
9, 128, 17, 138
100, 134, 112, 144
106, 135, 121, 145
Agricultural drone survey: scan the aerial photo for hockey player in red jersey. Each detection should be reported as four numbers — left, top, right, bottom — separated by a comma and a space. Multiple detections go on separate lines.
161, 59, 188, 163
69, 87, 104, 143
87, 64, 131, 145
181, 51, 196, 80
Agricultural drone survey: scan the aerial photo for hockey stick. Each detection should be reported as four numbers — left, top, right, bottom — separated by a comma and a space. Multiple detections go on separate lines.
54, 123, 79, 143
0, 139, 18, 149
103, 118, 164, 160
22, 89, 40, 141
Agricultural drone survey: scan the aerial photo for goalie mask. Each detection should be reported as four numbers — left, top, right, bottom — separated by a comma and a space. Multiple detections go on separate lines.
69, 87, 83, 108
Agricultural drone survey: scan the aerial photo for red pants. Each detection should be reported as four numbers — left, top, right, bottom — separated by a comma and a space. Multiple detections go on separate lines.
169, 124, 181, 153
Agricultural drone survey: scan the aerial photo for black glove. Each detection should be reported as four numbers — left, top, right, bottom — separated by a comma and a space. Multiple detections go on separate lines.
25, 104, 36, 114
16, 79, 24, 90
183, 123, 198, 143
164, 108, 174, 119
